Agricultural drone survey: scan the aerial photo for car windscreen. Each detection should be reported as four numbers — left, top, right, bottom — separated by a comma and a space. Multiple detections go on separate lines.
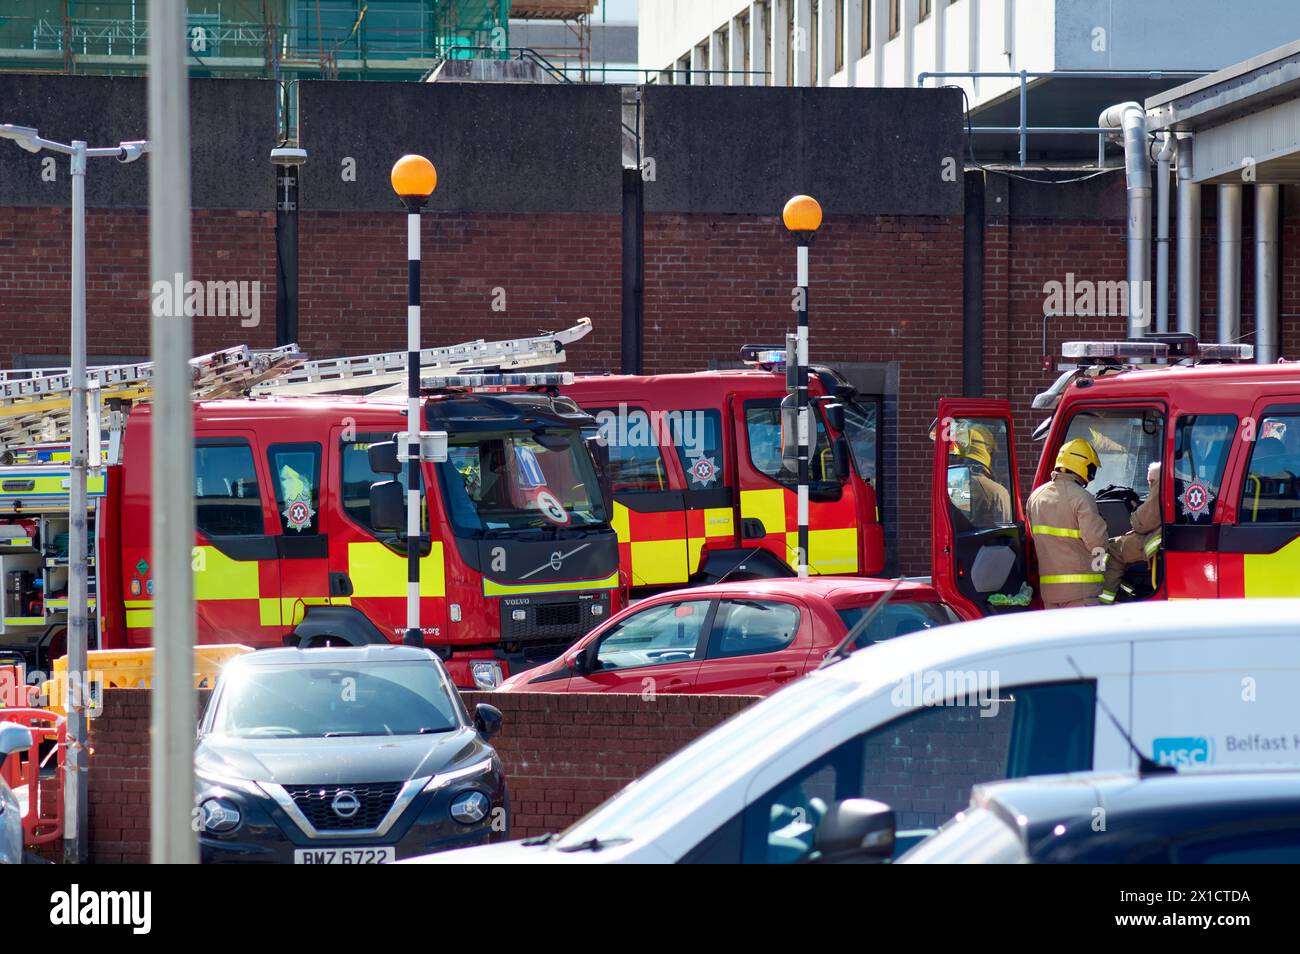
212, 661, 460, 739
894, 807, 1028, 864
438, 429, 607, 533
836, 601, 960, 649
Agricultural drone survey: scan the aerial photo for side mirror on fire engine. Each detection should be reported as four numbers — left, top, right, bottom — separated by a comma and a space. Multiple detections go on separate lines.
832, 437, 851, 481
824, 402, 845, 433
368, 439, 401, 475
369, 479, 405, 532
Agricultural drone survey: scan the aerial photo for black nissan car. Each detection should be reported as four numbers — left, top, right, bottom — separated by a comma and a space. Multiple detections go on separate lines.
195, 645, 507, 864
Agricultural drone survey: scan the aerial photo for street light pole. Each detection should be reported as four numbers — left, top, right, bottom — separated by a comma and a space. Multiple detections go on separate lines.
148, 0, 197, 864
389, 155, 437, 648
0, 124, 149, 864
782, 195, 823, 579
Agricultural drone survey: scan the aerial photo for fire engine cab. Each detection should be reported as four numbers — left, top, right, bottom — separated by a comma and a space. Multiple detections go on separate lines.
931, 334, 1300, 618
559, 348, 884, 594
0, 323, 619, 689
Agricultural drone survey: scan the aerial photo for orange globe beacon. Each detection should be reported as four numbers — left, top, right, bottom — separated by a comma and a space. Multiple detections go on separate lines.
782, 194, 823, 233
390, 154, 437, 198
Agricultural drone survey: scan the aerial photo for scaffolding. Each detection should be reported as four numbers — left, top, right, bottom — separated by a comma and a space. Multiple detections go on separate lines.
0, 1, 512, 80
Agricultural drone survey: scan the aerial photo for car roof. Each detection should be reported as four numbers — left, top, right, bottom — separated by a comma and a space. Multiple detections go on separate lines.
224, 645, 438, 668
979, 766, 1300, 816
816, 598, 1300, 699
644, 576, 939, 601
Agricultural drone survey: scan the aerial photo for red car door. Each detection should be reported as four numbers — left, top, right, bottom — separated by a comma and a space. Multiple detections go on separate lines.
690, 596, 813, 695
567, 598, 714, 694
932, 399, 1028, 620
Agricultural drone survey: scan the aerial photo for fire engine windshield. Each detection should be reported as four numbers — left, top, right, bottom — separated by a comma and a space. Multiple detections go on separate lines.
438, 429, 608, 534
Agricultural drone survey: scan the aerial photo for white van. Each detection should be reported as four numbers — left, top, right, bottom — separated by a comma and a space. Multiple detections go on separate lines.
410, 600, 1300, 864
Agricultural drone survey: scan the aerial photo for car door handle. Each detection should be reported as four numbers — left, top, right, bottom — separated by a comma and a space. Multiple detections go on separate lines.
659, 677, 692, 693
769, 666, 799, 682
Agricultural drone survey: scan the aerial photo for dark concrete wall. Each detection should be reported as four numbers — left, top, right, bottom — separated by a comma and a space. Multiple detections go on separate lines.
641, 86, 966, 216
297, 81, 625, 213
0, 75, 275, 210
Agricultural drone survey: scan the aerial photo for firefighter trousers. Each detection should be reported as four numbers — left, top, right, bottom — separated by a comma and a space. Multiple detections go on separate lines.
1100, 528, 1162, 603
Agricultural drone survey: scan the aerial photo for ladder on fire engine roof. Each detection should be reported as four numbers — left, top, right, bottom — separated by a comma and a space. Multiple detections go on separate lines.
0, 344, 302, 449
250, 317, 593, 397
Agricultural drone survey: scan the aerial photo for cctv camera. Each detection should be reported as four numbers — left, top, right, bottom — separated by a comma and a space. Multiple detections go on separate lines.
270, 146, 308, 167
117, 140, 150, 163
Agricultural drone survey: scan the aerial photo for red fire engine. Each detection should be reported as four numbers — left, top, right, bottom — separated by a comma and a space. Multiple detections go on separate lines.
559, 347, 884, 594
0, 325, 620, 689
931, 334, 1300, 616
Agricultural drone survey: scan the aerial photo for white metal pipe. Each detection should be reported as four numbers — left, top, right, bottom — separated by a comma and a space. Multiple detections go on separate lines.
1255, 184, 1280, 364
1218, 184, 1242, 345
149, 0, 198, 864
1175, 134, 1201, 336
1155, 133, 1175, 334
1099, 102, 1151, 338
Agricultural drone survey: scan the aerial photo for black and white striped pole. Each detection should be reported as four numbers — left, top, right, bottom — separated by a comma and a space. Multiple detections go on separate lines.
783, 194, 822, 579
391, 154, 437, 647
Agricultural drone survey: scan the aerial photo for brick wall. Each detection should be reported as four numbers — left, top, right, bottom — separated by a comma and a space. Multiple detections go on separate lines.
84, 687, 756, 860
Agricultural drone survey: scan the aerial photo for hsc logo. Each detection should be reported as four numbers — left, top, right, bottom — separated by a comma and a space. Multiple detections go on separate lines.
1152, 736, 1214, 767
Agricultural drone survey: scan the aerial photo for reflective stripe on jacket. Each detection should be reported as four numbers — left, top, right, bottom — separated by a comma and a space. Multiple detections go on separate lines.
1028, 471, 1110, 604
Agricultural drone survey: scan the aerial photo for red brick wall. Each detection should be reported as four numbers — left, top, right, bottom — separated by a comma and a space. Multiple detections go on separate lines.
461, 690, 756, 839
84, 687, 755, 860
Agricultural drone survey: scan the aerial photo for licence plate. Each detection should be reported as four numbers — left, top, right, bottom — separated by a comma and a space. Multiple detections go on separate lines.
294, 847, 395, 865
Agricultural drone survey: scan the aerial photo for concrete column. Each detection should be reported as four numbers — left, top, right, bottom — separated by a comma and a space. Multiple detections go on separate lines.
771, 0, 790, 86
709, 29, 727, 85
794, 0, 813, 86
750, 2, 769, 85
845, 0, 863, 86
728, 15, 746, 85
691, 43, 708, 85
1218, 184, 1242, 344
817, 0, 836, 84
1255, 184, 1280, 363
1175, 134, 1201, 336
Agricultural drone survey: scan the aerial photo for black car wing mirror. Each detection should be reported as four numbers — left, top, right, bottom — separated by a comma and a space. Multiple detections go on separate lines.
368, 439, 401, 475
806, 798, 896, 864
474, 703, 503, 740
368, 480, 405, 532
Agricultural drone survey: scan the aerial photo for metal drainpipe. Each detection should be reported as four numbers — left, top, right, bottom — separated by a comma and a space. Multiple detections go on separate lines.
1175, 134, 1201, 336
1100, 102, 1151, 338
1155, 132, 1176, 334
1255, 184, 1280, 363
1218, 184, 1242, 345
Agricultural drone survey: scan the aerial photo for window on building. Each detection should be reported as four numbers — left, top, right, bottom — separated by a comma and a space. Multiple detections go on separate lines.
920, 0, 933, 22
810, 1, 819, 81
862, 0, 872, 53
889, 0, 901, 38
194, 440, 265, 538
834, 0, 845, 72
739, 12, 751, 81
1238, 412, 1300, 523
786, 0, 795, 85
716, 29, 728, 83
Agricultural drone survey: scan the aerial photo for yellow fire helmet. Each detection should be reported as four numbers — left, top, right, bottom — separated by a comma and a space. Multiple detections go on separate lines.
951, 424, 995, 471
1055, 437, 1100, 484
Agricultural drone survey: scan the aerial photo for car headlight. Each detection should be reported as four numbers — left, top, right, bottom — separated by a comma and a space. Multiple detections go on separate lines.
450, 790, 491, 824
471, 660, 503, 690
199, 797, 242, 833
422, 757, 495, 794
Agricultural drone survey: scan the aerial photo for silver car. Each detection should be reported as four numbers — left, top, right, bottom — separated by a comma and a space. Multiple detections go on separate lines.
0, 721, 33, 865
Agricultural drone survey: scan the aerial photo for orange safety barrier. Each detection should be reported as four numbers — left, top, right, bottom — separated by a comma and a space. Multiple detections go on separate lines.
0, 708, 66, 846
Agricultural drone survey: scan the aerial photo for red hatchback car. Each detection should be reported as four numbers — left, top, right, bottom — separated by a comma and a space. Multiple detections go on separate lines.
495, 578, 975, 697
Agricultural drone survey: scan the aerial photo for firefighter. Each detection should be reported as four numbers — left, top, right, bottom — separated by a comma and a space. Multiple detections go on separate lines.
950, 424, 1012, 526
1100, 461, 1162, 604
1027, 438, 1109, 609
